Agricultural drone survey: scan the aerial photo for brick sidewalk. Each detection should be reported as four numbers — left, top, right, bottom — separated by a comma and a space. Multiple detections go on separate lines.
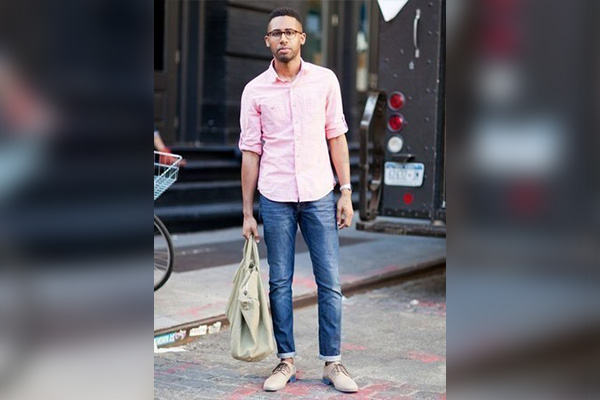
154, 270, 446, 399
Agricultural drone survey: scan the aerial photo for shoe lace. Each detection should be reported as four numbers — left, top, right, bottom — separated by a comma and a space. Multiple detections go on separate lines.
331, 363, 350, 377
272, 362, 291, 375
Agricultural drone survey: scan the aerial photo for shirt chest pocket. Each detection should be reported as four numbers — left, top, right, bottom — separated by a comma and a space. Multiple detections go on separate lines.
300, 94, 326, 125
260, 99, 290, 128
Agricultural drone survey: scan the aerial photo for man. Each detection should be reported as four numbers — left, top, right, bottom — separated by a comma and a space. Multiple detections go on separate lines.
238, 7, 358, 394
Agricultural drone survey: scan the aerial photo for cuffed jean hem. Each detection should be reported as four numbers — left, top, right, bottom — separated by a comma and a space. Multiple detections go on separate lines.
319, 354, 342, 362
277, 352, 296, 359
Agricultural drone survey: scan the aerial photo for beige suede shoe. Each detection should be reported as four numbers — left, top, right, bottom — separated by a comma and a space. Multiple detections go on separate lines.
322, 362, 358, 393
263, 360, 296, 392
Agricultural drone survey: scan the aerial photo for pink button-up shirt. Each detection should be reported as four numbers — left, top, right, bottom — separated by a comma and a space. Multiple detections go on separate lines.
238, 59, 348, 202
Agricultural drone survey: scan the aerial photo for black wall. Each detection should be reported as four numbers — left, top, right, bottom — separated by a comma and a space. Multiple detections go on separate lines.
199, 0, 305, 144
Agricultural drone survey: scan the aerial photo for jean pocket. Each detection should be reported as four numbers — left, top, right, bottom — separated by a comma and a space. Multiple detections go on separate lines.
315, 190, 335, 205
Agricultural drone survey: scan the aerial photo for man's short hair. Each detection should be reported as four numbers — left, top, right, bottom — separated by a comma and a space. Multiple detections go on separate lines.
268, 7, 303, 28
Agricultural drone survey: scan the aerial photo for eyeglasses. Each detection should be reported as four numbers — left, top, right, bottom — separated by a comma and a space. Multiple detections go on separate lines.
266, 29, 303, 40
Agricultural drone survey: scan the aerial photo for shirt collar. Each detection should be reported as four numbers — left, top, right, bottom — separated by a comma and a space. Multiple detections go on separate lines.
268, 58, 309, 83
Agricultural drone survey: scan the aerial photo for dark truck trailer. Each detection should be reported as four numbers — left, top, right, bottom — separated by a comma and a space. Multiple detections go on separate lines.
358, 0, 445, 237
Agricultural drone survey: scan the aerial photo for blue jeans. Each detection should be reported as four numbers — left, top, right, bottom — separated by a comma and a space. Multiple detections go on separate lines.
260, 191, 342, 362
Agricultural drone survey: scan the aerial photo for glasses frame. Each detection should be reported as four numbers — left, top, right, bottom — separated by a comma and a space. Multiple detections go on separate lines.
266, 28, 304, 40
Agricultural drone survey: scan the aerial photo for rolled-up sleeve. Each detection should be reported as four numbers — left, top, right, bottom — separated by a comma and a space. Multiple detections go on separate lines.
324, 71, 348, 139
238, 85, 263, 155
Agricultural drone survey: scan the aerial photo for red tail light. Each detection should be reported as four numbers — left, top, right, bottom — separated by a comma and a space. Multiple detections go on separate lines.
388, 92, 406, 110
388, 114, 405, 132
403, 193, 414, 205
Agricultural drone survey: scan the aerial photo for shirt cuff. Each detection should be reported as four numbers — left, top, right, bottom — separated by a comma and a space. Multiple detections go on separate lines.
326, 125, 348, 139
239, 142, 263, 156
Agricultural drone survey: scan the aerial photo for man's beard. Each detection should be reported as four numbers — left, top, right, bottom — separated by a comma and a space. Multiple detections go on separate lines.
274, 50, 294, 63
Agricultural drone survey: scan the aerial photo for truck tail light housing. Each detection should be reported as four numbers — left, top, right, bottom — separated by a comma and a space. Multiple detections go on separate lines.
387, 135, 404, 153
388, 113, 405, 132
388, 92, 406, 110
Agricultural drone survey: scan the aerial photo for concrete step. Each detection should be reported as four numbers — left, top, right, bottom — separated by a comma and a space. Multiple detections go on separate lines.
169, 145, 240, 161
154, 181, 243, 207
176, 159, 241, 182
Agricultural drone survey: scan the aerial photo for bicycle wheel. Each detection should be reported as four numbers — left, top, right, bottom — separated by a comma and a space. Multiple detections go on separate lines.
154, 215, 174, 291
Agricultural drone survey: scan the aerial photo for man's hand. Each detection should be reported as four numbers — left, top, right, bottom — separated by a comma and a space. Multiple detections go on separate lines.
242, 216, 260, 242
336, 192, 354, 229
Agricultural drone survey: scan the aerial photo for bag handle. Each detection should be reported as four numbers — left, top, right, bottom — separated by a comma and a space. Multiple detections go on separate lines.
242, 235, 260, 270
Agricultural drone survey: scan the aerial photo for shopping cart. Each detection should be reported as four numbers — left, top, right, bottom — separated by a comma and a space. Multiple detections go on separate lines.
154, 151, 182, 291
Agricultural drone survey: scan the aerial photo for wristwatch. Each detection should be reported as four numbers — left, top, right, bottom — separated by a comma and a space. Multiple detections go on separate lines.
339, 183, 352, 193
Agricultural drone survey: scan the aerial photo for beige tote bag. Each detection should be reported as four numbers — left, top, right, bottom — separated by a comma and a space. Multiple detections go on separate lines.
225, 236, 275, 362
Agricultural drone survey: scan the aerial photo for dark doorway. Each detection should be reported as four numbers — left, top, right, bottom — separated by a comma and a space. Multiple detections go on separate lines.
154, 0, 179, 142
